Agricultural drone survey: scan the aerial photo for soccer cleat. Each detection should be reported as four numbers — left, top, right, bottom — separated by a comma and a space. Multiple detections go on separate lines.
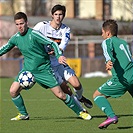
11, 113, 29, 121
79, 96, 93, 108
79, 111, 92, 120
98, 116, 118, 129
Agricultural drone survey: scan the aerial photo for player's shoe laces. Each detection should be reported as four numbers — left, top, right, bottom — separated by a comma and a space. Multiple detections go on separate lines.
79, 111, 92, 120
11, 113, 29, 121
79, 96, 93, 108
98, 116, 118, 129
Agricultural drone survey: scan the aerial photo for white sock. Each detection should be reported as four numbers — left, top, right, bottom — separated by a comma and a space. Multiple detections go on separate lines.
73, 87, 83, 100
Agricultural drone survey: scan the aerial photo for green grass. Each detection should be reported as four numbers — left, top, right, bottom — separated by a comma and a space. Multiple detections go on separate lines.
0, 77, 133, 133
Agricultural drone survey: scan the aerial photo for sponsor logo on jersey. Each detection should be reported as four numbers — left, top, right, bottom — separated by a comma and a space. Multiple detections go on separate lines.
48, 37, 61, 45
47, 32, 52, 35
66, 33, 70, 39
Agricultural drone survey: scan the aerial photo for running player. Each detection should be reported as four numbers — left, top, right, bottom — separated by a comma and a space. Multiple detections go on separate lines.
33, 4, 93, 109
93, 19, 133, 129
0, 12, 92, 120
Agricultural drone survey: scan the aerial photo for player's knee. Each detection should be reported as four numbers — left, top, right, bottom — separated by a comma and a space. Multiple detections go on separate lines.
70, 80, 80, 88
56, 92, 66, 100
73, 83, 81, 90
93, 90, 99, 99
51, 86, 66, 100
93, 90, 103, 99
68, 76, 80, 88
93, 93, 96, 99
10, 89, 18, 97
9, 82, 21, 97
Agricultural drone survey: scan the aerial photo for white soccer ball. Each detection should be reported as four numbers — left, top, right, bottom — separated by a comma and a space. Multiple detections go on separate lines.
18, 71, 35, 89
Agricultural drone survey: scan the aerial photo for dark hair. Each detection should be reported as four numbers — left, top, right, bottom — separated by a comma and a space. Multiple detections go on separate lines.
51, 4, 66, 17
102, 19, 118, 36
14, 12, 27, 22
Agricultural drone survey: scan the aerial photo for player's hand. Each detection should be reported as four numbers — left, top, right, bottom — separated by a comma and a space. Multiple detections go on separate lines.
58, 56, 67, 65
106, 60, 113, 70
48, 50, 54, 55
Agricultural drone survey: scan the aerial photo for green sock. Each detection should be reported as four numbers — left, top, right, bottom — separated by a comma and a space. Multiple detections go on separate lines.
64, 94, 82, 115
94, 96, 115, 118
12, 94, 28, 115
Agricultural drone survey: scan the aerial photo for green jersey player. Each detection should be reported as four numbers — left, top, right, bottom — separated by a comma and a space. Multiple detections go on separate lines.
33, 4, 93, 110
0, 12, 91, 120
93, 19, 133, 129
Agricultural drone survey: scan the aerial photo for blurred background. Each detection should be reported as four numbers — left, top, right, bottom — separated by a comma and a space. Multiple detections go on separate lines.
0, 0, 133, 77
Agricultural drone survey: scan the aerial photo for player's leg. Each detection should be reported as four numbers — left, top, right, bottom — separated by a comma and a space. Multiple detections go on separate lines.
62, 65, 93, 108
50, 85, 91, 120
52, 65, 73, 96
93, 78, 127, 129
10, 81, 29, 120
93, 90, 118, 129
60, 82, 88, 112
93, 89, 116, 115
52, 64, 88, 111
60, 81, 72, 95
38, 68, 91, 120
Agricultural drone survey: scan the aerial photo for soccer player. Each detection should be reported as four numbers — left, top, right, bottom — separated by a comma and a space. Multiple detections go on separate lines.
0, 12, 92, 120
93, 19, 133, 129
33, 4, 93, 109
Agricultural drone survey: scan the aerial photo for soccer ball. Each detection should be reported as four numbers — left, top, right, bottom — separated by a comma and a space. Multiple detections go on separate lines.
18, 71, 35, 89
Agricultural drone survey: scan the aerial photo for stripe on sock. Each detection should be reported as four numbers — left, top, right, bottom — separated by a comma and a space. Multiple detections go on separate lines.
12, 95, 20, 100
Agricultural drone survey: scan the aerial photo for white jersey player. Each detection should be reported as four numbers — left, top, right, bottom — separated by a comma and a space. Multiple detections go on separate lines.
34, 20, 70, 67
34, 4, 93, 109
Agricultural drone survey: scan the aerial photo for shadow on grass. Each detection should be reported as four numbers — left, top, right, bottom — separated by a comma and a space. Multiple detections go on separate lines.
30, 114, 133, 130
30, 116, 80, 121
31, 113, 133, 121
117, 126, 133, 129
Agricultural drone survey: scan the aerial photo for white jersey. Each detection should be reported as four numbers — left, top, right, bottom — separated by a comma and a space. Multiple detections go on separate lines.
33, 21, 70, 66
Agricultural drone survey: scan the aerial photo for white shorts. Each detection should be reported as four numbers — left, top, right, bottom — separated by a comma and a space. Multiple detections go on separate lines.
51, 64, 75, 85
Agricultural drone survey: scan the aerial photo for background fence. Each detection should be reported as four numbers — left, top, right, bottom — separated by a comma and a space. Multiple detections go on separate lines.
0, 35, 132, 77
64, 35, 133, 58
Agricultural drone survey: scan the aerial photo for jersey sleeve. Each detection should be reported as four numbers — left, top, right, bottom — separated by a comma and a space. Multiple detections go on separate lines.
32, 30, 62, 59
59, 26, 70, 51
102, 39, 116, 63
0, 36, 15, 56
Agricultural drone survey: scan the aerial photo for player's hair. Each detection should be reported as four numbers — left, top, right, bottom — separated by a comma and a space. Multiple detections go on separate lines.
14, 12, 28, 22
51, 4, 66, 17
102, 19, 118, 36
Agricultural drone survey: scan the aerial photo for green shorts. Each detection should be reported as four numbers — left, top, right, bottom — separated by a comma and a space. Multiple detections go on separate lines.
98, 77, 133, 98
15, 68, 59, 89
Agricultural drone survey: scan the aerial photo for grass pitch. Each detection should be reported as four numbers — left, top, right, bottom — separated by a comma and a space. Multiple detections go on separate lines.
0, 77, 133, 133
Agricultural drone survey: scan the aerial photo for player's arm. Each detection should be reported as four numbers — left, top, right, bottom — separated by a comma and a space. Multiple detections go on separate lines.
32, 30, 62, 57
102, 40, 116, 63
33, 22, 55, 55
101, 39, 115, 70
0, 37, 15, 56
46, 27, 70, 55
32, 30, 67, 65
59, 27, 70, 51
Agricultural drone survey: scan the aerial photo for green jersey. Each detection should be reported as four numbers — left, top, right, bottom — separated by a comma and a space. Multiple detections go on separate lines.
102, 36, 133, 85
0, 28, 62, 71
